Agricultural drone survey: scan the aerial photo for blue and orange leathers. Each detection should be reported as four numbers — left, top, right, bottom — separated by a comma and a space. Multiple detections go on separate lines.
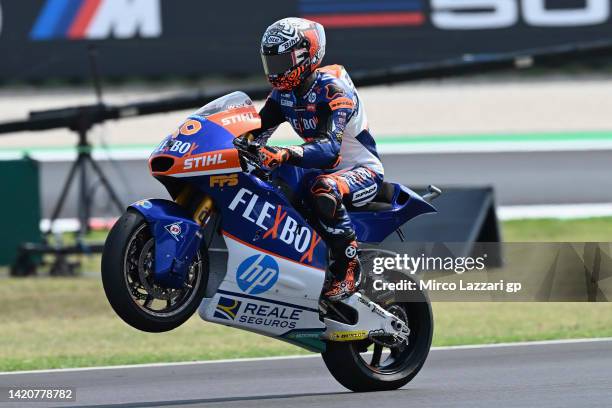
255, 65, 385, 240
130, 92, 435, 298
255, 65, 382, 174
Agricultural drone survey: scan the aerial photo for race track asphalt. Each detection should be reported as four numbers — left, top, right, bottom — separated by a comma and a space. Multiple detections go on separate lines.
1, 339, 611, 408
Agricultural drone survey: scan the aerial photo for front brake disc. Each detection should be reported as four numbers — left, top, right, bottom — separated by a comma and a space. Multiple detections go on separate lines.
137, 239, 173, 300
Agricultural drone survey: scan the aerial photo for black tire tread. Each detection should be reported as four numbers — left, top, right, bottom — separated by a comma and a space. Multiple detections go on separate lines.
101, 210, 207, 333
322, 299, 433, 392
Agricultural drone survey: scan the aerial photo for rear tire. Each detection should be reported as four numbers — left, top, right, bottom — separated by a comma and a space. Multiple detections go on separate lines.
322, 278, 433, 392
102, 210, 208, 332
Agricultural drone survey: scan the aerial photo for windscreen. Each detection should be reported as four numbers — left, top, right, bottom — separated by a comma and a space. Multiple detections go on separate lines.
193, 91, 254, 118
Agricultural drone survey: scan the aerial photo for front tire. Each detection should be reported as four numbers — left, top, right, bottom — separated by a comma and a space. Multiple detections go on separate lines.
322, 281, 433, 392
102, 210, 208, 332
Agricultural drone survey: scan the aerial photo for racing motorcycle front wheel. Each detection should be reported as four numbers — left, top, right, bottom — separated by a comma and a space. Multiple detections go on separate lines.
102, 210, 208, 333
321, 288, 433, 392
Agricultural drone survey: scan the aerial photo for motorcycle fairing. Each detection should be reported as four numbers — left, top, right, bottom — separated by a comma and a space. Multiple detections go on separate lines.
149, 119, 243, 179
198, 232, 326, 352
129, 199, 203, 289
350, 184, 437, 243
149, 92, 261, 180
201, 173, 329, 271
191, 171, 329, 352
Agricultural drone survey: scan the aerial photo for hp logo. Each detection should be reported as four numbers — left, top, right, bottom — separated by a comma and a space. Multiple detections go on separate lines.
236, 255, 279, 295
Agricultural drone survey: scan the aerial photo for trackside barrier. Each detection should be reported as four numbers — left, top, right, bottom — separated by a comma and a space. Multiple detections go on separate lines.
0, 158, 42, 272
381, 187, 503, 267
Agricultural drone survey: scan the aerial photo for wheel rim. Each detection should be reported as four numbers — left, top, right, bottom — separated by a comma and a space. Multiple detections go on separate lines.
351, 303, 421, 375
123, 223, 203, 318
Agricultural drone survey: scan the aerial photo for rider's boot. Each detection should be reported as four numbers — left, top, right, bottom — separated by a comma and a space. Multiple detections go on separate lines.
324, 237, 362, 301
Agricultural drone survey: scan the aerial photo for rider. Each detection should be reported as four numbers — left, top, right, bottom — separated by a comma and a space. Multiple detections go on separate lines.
246, 17, 384, 301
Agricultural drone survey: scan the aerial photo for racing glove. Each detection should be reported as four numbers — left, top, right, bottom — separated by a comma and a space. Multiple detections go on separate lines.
259, 145, 303, 170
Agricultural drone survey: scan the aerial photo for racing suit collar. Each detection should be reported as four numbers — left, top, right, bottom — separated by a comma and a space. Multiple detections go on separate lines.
293, 72, 318, 99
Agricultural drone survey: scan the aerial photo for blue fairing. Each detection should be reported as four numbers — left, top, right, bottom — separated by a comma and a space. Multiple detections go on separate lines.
349, 184, 436, 242
151, 117, 235, 161
132, 169, 434, 285
129, 199, 203, 288
201, 173, 329, 271
273, 165, 436, 243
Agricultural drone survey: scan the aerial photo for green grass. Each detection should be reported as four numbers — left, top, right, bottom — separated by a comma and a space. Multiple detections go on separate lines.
503, 217, 612, 242
1, 217, 611, 372
0, 278, 305, 372
2, 277, 611, 372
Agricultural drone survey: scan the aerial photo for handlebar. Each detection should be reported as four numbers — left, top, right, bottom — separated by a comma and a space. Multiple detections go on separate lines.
232, 136, 272, 180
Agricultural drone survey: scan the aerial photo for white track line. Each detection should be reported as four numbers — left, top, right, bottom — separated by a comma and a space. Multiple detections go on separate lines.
498, 203, 612, 220
430, 337, 612, 350
0, 354, 320, 376
377, 140, 612, 155
1, 337, 610, 377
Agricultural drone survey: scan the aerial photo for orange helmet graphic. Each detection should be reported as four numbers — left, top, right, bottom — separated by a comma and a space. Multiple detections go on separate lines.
261, 17, 326, 91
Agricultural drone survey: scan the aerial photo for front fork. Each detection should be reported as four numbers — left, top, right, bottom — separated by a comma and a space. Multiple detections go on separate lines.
175, 186, 215, 227
162, 188, 214, 288
130, 188, 215, 289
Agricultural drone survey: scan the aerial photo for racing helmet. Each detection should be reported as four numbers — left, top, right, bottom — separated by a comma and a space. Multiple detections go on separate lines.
260, 17, 326, 91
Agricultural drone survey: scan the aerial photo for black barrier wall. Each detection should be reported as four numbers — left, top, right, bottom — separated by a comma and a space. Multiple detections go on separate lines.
3, 0, 612, 81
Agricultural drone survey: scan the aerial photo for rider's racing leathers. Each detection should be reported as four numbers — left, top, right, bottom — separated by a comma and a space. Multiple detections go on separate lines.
252, 65, 384, 292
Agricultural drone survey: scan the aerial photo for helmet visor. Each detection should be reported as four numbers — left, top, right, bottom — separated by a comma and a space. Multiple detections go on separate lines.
261, 52, 295, 76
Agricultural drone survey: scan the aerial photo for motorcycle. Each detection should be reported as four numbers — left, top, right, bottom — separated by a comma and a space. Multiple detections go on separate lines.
102, 91, 440, 392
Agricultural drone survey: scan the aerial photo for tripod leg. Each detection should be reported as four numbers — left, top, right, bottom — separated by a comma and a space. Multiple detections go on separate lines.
47, 156, 82, 234
78, 152, 91, 239
86, 155, 125, 213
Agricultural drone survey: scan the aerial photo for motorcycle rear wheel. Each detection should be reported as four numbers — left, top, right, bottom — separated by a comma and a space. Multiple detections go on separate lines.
102, 210, 208, 332
321, 292, 433, 392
